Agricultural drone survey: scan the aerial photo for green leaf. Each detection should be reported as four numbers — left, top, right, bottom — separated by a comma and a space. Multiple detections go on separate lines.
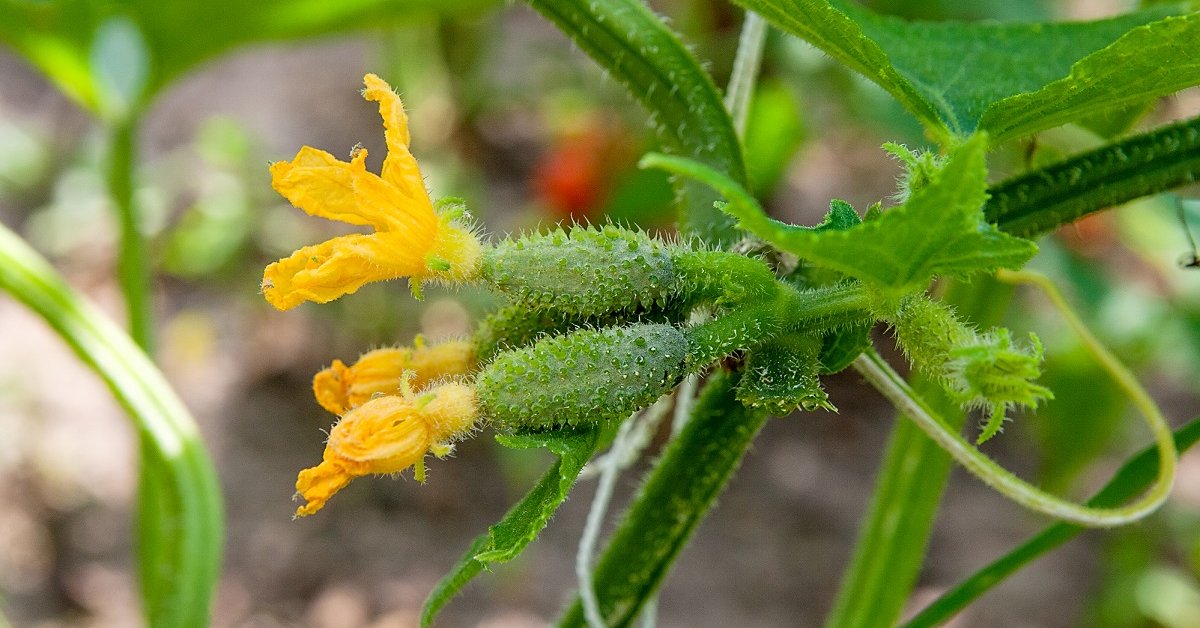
525, 0, 746, 245
558, 370, 769, 627
904, 415, 1200, 628
980, 12, 1200, 143
819, 319, 872, 374
0, 0, 498, 116
734, 0, 1198, 143
644, 135, 1037, 295
420, 426, 604, 626
0, 222, 222, 628
738, 333, 834, 414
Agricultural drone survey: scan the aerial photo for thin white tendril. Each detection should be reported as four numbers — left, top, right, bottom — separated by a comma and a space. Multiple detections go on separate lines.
580, 394, 673, 479
577, 395, 673, 628
672, 310, 713, 436
671, 373, 701, 436
852, 269, 1176, 527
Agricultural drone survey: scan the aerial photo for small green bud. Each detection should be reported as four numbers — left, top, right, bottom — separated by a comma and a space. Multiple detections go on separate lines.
882, 143, 946, 203
738, 334, 834, 415
948, 328, 1053, 443
480, 225, 679, 316
478, 323, 689, 431
890, 294, 1052, 442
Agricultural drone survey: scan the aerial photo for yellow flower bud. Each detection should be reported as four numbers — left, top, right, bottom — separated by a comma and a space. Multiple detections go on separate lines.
312, 338, 475, 415
294, 381, 479, 517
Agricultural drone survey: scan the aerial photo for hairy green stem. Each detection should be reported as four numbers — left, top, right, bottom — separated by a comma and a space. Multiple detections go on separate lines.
987, 113, 1200, 238
0, 222, 222, 627
683, 281, 871, 366
904, 415, 1200, 627
725, 11, 768, 137
824, 379, 964, 628
108, 117, 154, 352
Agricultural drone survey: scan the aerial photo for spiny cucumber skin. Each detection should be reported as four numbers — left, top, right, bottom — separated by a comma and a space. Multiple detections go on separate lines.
684, 307, 779, 369
672, 249, 779, 307
473, 302, 689, 365
473, 305, 575, 365
478, 323, 688, 431
737, 335, 833, 415
480, 225, 679, 317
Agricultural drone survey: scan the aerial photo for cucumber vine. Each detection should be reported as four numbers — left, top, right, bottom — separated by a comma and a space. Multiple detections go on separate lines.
245, 2, 1200, 625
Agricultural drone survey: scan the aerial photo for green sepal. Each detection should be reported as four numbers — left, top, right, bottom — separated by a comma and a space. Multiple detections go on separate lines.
819, 318, 873, 374
478, 323, 689, 431
421, 426, 606, 627
480, 225, 680, 317
434, 196, 468, 221
818, 199, 864, 231
738, 333, 834, 414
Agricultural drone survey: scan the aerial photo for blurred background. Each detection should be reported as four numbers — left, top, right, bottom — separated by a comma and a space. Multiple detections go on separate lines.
2, 0, 1200, 625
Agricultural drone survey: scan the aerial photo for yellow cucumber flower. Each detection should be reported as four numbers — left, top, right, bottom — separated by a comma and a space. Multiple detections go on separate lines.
294, 380, 479, 517
313, 337, 475, 415
262, 73, 481, 310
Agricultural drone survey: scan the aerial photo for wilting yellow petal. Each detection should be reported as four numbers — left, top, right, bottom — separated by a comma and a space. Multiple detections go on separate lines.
262, 73, 482, 311
294, 383, 479, 517
312, 340, 476, 415
362, 73, 427, 201
294, 460, 356, 518
270, 147, 381, 228
312, 359, 353, 415
409, 340, 475, 382
262, 232, 427, 310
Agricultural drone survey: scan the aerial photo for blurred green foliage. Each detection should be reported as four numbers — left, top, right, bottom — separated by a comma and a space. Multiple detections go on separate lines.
0, 0, 498, 116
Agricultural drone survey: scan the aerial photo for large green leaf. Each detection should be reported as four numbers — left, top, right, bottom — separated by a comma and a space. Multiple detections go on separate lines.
525, 0, 746, 245
734, 0, 1199, 144
420, 427, 604, 626
645, 134, 1037, 295
0, 0, 497, 116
